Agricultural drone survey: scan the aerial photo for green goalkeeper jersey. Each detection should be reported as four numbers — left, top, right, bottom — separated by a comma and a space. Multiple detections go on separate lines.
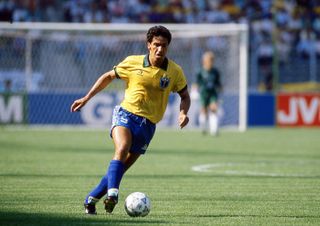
196, 67, 221, 96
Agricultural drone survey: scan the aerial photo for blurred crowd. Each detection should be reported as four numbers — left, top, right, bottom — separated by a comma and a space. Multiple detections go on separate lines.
0, 0, 320, 90
0, 0, 317, 25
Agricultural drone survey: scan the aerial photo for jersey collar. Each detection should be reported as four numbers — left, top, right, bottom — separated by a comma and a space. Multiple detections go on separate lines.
143, 54, 168, 71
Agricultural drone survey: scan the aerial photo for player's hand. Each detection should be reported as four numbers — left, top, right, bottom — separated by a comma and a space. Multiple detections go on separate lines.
179, 113, 189, 129
70, 97, 88, 112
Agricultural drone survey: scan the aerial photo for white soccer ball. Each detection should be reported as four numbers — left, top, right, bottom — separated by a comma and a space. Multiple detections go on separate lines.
124, 192, 151, 217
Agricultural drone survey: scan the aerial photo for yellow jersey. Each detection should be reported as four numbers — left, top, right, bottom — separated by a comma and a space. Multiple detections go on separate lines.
114, 55, 187, 124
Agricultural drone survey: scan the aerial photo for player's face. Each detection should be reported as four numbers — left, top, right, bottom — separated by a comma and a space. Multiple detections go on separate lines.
203, 55, 214, 70
147, 36, 169, 65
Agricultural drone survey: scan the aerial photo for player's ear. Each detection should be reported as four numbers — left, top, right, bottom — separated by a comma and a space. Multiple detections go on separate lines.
147, 42, 151, 51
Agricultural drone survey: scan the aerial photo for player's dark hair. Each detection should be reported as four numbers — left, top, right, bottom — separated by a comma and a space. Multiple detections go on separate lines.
146, 25, 172, 44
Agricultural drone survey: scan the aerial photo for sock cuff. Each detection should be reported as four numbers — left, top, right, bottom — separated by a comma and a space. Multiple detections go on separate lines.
110, 160, 125, 171
108, 188, 119, 197
110, 159, 124, 165
86, 196, 99, 205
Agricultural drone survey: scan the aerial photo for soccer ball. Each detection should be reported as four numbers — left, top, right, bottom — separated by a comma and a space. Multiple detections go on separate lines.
124, 192, 151, 217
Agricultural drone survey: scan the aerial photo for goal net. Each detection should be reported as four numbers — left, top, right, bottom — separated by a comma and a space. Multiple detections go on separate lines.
0, 23, 248, 131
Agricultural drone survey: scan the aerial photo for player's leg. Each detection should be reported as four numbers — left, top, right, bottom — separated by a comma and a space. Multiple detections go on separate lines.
199, 94, 209, 134
84, 142, 129, 215
208, 98, 219, 136
84, 106, 131, 214
104, 125, 132, 213
199, 106, 208, 134
84, 126, 131, 215
124, 151, 141, 172
108, 125, 132, 195
84, 139, 130, 211
84, 171, 109, 214
104, 150, 141, 214
104, 108, 155, 214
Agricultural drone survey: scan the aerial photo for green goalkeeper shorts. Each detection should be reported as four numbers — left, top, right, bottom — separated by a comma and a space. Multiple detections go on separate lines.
200, 92, 218, 107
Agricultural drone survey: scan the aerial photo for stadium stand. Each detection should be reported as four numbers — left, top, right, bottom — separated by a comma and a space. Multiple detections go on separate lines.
0, 0, 320, 92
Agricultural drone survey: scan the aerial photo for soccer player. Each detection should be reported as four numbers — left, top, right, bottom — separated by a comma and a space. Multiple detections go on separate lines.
196, 51, 222, 136
70, 25, 190, 214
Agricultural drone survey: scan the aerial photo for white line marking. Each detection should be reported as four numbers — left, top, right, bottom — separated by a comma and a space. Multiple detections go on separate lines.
191, 162, 316, 177
192, 163, 238, 173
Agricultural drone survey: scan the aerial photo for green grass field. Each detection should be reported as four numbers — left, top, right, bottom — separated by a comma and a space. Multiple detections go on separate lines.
0, 127, 319, 226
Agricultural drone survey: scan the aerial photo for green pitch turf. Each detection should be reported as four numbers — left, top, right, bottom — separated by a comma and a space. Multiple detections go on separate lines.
0, 127, 319, 226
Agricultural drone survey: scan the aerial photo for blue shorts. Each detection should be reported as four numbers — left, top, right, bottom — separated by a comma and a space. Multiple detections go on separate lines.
110, 106, 156, 154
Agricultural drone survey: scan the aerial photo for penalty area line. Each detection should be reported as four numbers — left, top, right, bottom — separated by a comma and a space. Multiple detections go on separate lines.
191, 162, 310, 177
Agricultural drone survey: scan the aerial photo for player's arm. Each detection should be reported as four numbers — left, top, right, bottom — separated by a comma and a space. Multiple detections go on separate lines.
70, 70, 117, 112
178, 85, 191, 129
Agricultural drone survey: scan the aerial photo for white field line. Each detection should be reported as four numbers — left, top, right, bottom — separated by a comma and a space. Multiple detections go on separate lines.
191, 162, 312, 177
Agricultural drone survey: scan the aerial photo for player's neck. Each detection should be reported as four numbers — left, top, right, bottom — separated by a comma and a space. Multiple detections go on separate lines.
149, 56, 164, 68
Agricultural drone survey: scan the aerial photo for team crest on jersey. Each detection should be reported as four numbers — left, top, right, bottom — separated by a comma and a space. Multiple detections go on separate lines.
159, 75, 170, 89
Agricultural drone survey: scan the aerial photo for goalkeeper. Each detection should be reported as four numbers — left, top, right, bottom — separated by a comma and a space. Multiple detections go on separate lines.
71, 25, 190, 215
196, 51, 222, 136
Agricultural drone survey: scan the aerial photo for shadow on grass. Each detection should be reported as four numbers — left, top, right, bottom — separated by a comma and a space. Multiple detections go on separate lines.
0, 211, 167, 226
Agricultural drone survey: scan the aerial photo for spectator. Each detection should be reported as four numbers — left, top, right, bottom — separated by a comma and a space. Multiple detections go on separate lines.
12, 1, 30, 22
257, 37, 274, 91
83, 1, 106, 23
220, 0, 241, 21
297, 29, 315, 59
0, 0, 14, 22
126, 0, 151, 23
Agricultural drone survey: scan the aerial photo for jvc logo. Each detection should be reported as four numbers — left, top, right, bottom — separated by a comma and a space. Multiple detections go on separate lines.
277, 94, 320, 126
0, 95, 23, 123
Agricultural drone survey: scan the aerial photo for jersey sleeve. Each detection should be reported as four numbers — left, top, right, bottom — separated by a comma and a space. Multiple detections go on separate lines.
172, 67, 187, 93
113, 56, 132, 81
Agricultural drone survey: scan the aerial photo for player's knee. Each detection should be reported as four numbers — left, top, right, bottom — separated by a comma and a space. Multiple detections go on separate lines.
113, 147, 130, 162
209, 103, 218, 112
210, 108, 217, 113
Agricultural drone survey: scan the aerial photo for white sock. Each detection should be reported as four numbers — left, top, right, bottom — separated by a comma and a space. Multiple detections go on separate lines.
199, 113, 207, 132
209, 112, 218, 135
87, 196, 99, 205
108, 188, 119, 197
